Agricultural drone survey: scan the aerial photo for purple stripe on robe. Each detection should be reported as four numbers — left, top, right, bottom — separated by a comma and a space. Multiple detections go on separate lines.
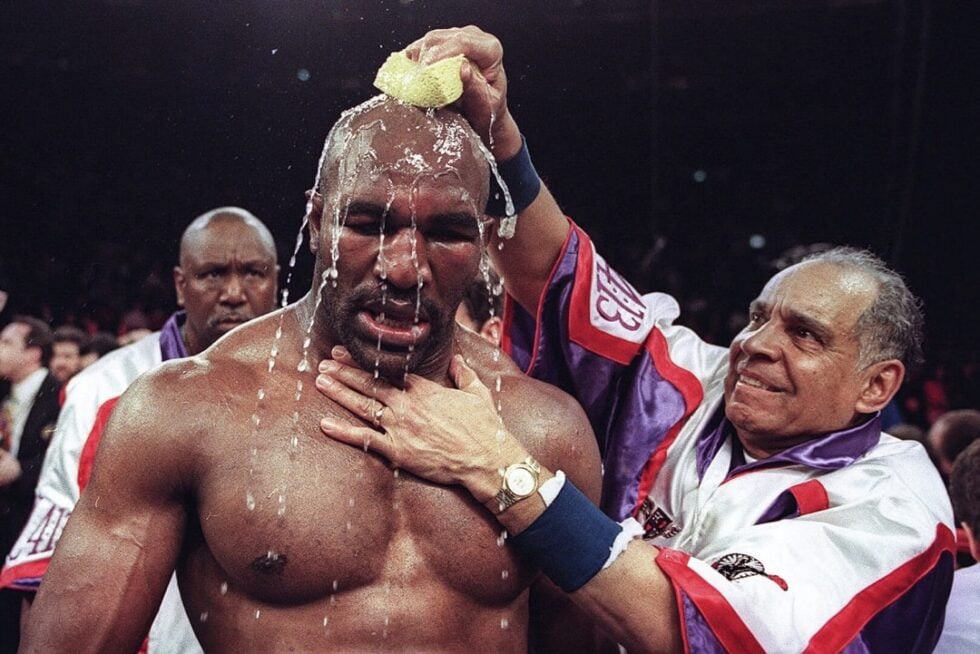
855, 548, 953, 653
697, 408, 884, 481
158, 311, 189, 361
506, 230, 690, 520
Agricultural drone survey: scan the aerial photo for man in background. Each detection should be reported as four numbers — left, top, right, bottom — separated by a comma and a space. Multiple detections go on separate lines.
927, 409, 980, 480
1, 207, 280, 653
78, 332, 118, 369
936, 439, 980, 653
48, 326, 86, 385
927, 409, 980, 566
0, 316, 59, 652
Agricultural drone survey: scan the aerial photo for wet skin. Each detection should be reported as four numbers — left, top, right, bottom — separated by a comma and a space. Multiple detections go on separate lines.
23, 101, 602, 653
308, 99, 492, 384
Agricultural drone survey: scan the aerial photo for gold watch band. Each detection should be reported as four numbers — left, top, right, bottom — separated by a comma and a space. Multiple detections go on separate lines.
489, 457, 541, 515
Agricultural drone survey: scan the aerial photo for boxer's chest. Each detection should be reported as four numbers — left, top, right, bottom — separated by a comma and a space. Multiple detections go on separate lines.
190, 404, 530, 607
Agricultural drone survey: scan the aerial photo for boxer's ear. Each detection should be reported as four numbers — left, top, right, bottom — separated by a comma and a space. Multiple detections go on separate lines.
306, 190, 325, 255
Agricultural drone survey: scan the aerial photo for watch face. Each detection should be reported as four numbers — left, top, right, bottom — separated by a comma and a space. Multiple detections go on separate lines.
507, 467, 536, 496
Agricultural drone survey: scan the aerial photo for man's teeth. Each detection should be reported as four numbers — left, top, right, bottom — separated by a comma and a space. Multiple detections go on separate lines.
373, 311, 415, 328
739, 375, 777, 391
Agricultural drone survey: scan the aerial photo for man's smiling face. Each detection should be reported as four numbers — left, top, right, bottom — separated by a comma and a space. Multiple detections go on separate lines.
724, 260, 880, 457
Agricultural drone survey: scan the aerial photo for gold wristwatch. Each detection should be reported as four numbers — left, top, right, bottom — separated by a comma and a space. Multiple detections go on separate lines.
492, 457, 541, 514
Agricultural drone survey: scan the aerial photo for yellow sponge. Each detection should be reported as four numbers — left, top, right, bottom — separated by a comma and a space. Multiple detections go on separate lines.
373, 51, 465, 108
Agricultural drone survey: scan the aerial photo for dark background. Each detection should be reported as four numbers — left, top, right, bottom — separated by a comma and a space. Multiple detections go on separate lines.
1, 1, 976, 363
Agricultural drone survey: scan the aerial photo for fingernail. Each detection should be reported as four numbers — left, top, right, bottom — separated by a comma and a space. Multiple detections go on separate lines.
320, 417, 336, 430
318, 359, 333, 373
331, 345, 348, 358
316, 374, 333, 388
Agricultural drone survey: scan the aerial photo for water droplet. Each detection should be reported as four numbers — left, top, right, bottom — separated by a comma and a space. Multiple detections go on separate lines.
348, 497, 355, 508
501, 569, 509, 580
257, 389, 266, 401
246, 492, 256, 511
277, 495, 286, 517
220, 582, 228, 595
199, 611, 209, 622
297, 359, 310, 373
323, 616, 329, 627
500, 617, 509, 630
332, 580, 339, 591
255, 609, 262, 619
290, 434, 299, 448
495, 377, 502, 392
498, 216, 517, 240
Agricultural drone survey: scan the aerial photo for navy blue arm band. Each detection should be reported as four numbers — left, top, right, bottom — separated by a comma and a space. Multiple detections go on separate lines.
509, 480, 621, 592
485, 136, 542, 217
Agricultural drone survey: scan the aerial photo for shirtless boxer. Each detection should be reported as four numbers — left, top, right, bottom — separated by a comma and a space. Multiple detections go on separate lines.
20, 97, 601, 652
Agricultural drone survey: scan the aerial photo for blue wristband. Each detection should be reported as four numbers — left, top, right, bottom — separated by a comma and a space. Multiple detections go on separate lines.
485, 136, 542, 217
508, 480, 620, 592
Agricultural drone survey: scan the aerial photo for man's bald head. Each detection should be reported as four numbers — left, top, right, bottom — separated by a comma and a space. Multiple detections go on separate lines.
179, 207, 277, 268
173, 207, 279, 354
314, 96, 491, 212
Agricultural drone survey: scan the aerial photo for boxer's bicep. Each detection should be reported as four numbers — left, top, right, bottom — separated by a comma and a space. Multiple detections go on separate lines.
21, 370, 190, 654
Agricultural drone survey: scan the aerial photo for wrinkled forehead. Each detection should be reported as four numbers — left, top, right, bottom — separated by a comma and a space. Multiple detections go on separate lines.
321, 97, 489, 204
182, 220, 276, 266
758, 260, 877, 323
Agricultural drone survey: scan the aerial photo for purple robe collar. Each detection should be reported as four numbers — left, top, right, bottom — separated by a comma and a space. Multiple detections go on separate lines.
696, 404, 882, 479
158, 311, 190, 361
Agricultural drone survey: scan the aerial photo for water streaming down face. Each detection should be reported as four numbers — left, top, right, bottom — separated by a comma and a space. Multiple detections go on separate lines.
230, 96, 518, 639
309, 96, 492, 383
